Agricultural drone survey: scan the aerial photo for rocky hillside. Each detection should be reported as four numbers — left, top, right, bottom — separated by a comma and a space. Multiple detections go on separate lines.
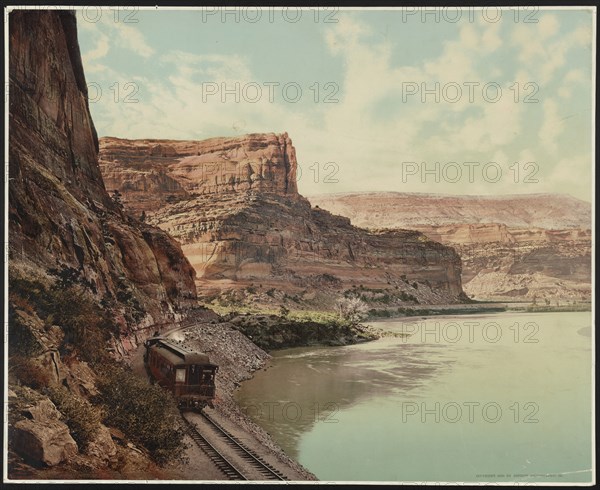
309, 192, 592, 302
7, 10, 199, 474
9, 11, 197, 336
99, 136, 467, 307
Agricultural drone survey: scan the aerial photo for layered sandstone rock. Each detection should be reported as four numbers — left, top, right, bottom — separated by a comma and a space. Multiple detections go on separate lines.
309, 192, 592, 230
9, 11, 197, 331
99, 137, 466, 305
100, 133, 298, 215
309, 192, 592, 301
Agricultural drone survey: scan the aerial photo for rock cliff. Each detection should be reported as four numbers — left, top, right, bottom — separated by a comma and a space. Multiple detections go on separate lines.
99, 136, 466, 305
309, 192, 592, 302
8, 10, 200, 473
100, 133, 298, 215
9, 10, 197, 333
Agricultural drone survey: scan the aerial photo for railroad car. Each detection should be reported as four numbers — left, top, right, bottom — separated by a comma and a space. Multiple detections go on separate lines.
143, 336, 218, 410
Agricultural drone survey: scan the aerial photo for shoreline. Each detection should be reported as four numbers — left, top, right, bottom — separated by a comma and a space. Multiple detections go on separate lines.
151, 320, 317, 481
365, 301, 591, 321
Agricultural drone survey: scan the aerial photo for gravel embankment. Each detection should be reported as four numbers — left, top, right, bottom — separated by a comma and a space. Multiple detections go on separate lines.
172, 322, 317, 480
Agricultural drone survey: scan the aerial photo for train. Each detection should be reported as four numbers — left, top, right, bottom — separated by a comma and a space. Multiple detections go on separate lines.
143, 336, 218, 410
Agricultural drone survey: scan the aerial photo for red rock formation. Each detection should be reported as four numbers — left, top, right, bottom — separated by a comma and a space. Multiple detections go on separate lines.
100, 136, 466, 305
100, 133, 299, 215
308, 192, 592, 230
9, 11, 197, 330
309, 192, 592, 301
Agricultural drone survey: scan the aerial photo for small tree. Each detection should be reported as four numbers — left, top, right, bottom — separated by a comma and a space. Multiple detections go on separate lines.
279, 305, 290, 318
335, 297, 369, 324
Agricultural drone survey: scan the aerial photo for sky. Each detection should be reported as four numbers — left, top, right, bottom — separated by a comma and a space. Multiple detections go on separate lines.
76, 7, 595, 201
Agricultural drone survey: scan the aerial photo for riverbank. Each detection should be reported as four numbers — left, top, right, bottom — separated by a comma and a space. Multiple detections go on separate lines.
128, 320, 317, 481
365, 300, 591, 320
224, 313, 377, 351
366, 302, 508, 320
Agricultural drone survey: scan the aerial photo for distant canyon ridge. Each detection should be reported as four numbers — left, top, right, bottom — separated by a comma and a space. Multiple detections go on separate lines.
309, 192, 591, 302
99, 135, 467, 307
100, 137, 591, 304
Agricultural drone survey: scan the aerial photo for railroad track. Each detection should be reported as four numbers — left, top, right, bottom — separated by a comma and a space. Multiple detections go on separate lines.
199, 411, 288, 481
181, 414, 247, 480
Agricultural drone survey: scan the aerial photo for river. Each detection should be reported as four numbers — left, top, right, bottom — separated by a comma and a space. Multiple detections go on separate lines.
235, 312, 593, 483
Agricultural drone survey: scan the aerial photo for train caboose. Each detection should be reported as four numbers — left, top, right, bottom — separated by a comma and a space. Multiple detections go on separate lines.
143, 336, 218, 410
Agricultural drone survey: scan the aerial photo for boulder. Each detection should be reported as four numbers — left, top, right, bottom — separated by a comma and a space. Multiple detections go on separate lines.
21, 398, 61, 422
12, 418, 78, 466
85, 424, 117, 462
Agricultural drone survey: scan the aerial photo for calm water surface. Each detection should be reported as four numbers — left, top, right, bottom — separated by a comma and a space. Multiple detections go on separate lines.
236, 312, 593, 482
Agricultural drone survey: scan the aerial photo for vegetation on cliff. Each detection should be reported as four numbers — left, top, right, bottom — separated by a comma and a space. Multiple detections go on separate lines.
8, 267, 186, 467
8, 10, 198, 474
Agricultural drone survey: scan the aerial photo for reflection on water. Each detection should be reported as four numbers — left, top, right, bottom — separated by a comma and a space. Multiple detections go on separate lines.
236, 312, 592, 483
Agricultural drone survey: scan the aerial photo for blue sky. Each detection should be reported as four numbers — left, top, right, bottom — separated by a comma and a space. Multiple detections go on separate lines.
77, 7, 594, 200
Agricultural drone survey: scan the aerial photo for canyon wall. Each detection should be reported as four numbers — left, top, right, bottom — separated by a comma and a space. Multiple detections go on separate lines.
309, 192, 591, 230
9, 11, 197, 332
99, 136, 467, 305
309, 192, 592, 302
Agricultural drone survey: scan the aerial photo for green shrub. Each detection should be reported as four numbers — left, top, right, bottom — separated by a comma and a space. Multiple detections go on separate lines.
9, 276, 119, 365
95, 365, 186, 464
46, 386, 103, 449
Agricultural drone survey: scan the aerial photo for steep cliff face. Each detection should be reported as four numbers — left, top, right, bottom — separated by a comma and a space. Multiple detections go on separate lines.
100, 133, 298, 215
309, 192, 592, 301
99, 136, 466, 305
9, 11, 197, 331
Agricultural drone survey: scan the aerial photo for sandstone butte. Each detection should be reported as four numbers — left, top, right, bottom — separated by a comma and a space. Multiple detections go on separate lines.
308, 192, 592, 302
9, 10, 198, 340
99, 135, 468, 305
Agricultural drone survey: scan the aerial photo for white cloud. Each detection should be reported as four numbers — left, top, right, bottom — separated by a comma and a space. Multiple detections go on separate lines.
539, 99, 564, 153
539, 14, 560, 38
84, 12, 593, 200
558, 69, 586, 99
512, 16, 591, 85
161, 51, 253, 81
82, 33, 109, 65
113, 23, 155, 58
546, 154, 592, 199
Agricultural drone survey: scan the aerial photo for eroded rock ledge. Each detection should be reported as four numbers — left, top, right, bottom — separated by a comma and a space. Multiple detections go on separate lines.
100, 135, 467, 305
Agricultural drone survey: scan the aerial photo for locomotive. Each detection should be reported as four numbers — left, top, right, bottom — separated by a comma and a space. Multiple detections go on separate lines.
143, 336, 218, 410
